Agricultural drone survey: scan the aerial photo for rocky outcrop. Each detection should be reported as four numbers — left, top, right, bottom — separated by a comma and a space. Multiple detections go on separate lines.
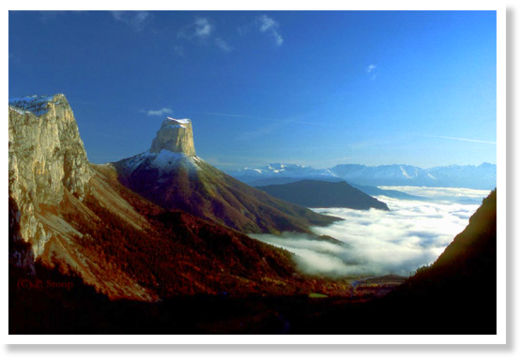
9, 94, 343, 303
114, 118, 339, 234
8, 94, 157, 301
150, 117, 196, 156
9, 94, 93, 257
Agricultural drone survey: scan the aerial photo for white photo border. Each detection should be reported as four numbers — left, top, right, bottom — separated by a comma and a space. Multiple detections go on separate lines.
2, 0, 507, 345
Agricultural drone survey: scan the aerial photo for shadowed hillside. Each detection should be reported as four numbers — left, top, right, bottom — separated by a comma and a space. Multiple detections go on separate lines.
291, 190, 497, 334
10, 190, 496, 334
257, 180, 389, 210
113, 119, 339, 234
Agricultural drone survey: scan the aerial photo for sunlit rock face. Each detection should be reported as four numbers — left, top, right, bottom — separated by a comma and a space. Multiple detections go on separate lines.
149, 117, 196, 156
8, 94, 93, 256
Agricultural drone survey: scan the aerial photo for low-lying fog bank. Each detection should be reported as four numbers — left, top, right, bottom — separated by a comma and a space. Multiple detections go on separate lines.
250, 187, 491, 277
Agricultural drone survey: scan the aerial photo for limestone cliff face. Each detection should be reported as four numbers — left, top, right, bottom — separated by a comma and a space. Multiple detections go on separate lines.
8, 94, 155, 300
149, 117, 196, 156
8, 95, 332, 303
9, 94, 93, 257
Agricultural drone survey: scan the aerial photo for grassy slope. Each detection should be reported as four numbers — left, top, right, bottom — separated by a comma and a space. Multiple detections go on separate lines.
11, 163, 356, 333
10, 165, 496, 334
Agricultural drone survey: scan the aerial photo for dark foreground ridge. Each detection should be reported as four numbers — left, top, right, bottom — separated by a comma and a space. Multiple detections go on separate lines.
10, 190, 496, 334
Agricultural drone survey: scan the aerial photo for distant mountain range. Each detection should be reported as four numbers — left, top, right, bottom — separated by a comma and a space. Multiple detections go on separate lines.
228, 162, 496, 190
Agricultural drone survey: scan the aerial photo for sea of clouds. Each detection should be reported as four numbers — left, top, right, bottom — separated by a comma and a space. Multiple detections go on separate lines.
250, 187, 492, 277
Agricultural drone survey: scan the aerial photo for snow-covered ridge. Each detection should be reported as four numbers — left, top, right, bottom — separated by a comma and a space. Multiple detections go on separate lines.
164, 117, 191, 128
228, 162, 496, 189
9, 94, 63, 116
234, 163, 336, 179
121, 149, 201, 174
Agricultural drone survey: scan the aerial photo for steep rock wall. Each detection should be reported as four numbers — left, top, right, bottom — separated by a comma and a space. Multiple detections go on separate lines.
9, 94, 93, 256
149, 117, 196, 156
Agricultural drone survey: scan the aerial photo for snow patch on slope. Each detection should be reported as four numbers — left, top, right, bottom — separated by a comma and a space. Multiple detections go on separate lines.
400, 166, 413, 179
165, 117, 190, 124
121, 150, 201, 174
9, 95, 56, 116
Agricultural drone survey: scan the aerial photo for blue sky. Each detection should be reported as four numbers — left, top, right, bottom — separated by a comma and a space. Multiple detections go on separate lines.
9, 11, 496, 169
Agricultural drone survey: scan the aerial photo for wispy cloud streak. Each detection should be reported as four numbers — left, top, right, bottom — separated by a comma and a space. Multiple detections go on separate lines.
366, 64, 377, 80
177, 18, 232, 53
146, 107, 173, 117
434, 135, 496, 145
111, 11, 150, 32
194, 18, 213, 37
178, 17, 213, 40
204, 112, 259, 119
258, 15, 284, 46
215, 37, 232, 52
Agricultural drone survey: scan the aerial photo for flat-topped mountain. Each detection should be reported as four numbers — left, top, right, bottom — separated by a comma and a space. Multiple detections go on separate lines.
150, 117, 196, 156
257, 180, 389, 210
113, 118, 338, 234
8, 94, 341, 303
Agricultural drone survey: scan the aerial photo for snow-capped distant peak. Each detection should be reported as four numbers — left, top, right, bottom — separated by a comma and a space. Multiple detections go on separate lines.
400, 166, 413, 179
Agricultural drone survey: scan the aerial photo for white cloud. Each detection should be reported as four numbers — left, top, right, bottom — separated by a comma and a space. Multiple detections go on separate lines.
111, 11, 150, 32
366, 64, 377, 80
259, 15, 276, 32
194, 17, 213, 37
178, 17, 213, 40
146, 107, 173, 117
177, 18, 233, 53
215, 37, 232, 52
250, 187, 489, 277
258, 15, 284, 46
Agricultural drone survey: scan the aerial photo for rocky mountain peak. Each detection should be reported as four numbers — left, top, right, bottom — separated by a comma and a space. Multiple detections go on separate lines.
149, 117, 196, 156
9, 93, 93, 256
